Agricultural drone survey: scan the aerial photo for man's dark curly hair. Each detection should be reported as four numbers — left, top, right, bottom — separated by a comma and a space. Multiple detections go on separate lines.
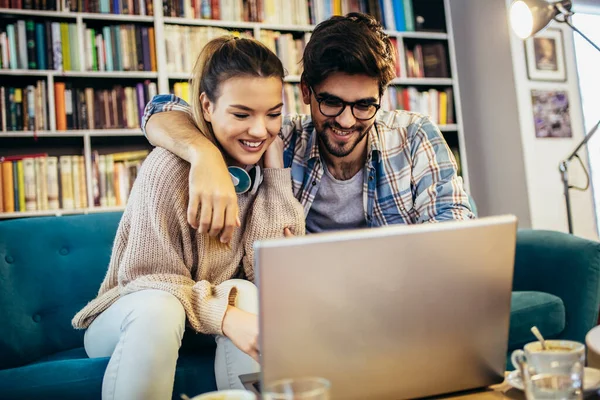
301, 12, 396, 96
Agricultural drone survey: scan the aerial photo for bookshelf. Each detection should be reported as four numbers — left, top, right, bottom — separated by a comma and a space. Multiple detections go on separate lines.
0, 0, 468, 219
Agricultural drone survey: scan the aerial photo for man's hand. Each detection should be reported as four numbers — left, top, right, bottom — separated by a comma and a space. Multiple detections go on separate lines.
189, 148, 240, 243
263, 136, 284, 169
222, 306, 259, 361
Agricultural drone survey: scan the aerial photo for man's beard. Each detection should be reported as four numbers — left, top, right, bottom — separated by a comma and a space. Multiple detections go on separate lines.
316, 122, 370, 158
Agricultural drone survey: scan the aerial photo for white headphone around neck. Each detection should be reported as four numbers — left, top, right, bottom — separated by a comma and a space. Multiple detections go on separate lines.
228, 165, 263, 195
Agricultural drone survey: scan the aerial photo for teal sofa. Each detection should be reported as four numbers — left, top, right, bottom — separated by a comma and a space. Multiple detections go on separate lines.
1, 212, 599, 399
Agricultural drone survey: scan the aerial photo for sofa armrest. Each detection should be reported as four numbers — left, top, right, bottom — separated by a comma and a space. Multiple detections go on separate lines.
513, 229, 600, 343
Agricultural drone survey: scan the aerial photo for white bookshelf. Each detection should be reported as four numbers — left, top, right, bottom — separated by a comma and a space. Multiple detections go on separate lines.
1, 0, 468, 218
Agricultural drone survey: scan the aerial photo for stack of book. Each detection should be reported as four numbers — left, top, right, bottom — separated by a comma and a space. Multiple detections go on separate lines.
0, 153, 87, 213
53, 81, 156, 130
0, 81, 49, 132
382, 86, 455, 126
90, 149, 148, 207
0, 20, 79, 71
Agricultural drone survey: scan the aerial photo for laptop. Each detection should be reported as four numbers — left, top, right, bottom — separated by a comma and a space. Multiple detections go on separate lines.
246, 215, 517, 399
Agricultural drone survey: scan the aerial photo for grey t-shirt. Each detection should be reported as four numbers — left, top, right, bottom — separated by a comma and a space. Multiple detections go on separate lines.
305, 164, 367, 233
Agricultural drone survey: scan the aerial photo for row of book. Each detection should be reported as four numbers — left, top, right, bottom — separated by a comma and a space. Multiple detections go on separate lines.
160, 0, 418, 29
2, 0, 425, 29
83, 23, 157, 72
90, 149, 148, 207
53, 81, 157, 130
0, 154, 87, 213
0, 0, 153, 15
171, 82, 310, 116
164, 25, 252, 73
0, 20, 61, 70
0, 81, 49, 132
0, 20, 157, 71
0, 149, 149, 213
164, 26, 403, 78
162, 0, 310, 25
381, 86, 455, 126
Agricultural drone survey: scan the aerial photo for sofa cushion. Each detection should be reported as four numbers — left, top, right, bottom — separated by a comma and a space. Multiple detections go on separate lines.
508, 291, 565, 351
0, 349, 217, 400
0, 213, 122, 370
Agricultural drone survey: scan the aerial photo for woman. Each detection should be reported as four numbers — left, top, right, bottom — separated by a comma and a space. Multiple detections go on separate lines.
72, 36, 306, 400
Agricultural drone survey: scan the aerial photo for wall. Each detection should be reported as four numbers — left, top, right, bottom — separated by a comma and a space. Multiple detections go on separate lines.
573, 12, 600, 236
508, 13, 598, 240
574, 0, 600, 14
449, 0, 598, 240
449, 0, 532, 227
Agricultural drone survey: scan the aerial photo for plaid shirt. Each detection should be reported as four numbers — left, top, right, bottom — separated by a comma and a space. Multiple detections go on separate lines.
142, 94, 475, 226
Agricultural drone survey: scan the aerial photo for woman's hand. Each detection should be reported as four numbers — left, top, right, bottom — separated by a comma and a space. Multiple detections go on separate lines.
222, 305, 260, 361
263, 136, 284, 169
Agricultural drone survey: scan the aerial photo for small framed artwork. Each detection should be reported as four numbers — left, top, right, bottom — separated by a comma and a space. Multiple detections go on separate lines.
524, 28, 567, 82
531, 89, 572, 138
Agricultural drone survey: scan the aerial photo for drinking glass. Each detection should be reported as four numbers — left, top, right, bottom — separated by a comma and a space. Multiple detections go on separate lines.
521, 357, 583, 400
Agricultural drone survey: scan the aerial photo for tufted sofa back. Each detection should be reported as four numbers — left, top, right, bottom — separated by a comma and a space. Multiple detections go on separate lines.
0, 212, 122, 370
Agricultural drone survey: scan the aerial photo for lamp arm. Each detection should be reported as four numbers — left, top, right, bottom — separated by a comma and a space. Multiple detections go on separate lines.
565, 120, 600, 162
562, 18, 600, 53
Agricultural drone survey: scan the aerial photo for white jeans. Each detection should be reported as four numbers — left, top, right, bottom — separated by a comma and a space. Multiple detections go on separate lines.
84, 281, 260, 400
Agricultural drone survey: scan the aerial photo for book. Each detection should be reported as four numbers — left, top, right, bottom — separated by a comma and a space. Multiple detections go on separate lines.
2, 161, 15, 212
54, 82, 67, 131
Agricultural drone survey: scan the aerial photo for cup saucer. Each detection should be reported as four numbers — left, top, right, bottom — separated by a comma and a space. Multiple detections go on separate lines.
506, 367, 600, 394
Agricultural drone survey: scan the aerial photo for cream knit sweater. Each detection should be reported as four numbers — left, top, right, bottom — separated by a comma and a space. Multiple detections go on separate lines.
72, 148, 305, 335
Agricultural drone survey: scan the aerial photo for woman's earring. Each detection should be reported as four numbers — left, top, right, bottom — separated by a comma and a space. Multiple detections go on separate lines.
228, 166, 252, 194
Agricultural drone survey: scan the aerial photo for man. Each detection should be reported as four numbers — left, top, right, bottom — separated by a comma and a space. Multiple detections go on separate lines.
143, 12, 474, 243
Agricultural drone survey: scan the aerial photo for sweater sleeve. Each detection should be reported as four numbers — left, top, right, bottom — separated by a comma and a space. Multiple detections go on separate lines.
110, 150, 236, 335
241, 168, 306, 281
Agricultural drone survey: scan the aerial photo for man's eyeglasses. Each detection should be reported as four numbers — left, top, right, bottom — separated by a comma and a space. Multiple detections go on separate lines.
309, 87, 380, 121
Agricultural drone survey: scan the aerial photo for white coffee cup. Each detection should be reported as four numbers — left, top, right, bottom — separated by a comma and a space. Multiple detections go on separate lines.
191, 389, 257, 400
511, 340, 585, 372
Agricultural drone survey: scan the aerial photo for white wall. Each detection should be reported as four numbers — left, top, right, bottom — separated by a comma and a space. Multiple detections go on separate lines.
573, 12, 600, 236
450, 0, 598, 240
449, 0, 532, 227
508, 15, 599, 240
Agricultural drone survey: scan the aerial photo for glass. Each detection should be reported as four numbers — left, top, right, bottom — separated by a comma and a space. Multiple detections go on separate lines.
263, 377, 330, 400
310, 87, 380, 121
520, 357, 583, 400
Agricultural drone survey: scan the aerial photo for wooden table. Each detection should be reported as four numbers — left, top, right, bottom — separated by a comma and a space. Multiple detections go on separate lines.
437, 382, 524, 399
437, 378, 599, 399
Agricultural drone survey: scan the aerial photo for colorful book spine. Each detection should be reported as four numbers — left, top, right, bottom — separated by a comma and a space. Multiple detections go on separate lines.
35, 23, 47, 69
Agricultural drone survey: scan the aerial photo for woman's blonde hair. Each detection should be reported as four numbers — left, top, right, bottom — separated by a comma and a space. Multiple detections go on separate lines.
190, 36, 285, 145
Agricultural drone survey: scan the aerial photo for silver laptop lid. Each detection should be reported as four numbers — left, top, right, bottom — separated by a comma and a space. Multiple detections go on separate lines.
255, 215, 517, 400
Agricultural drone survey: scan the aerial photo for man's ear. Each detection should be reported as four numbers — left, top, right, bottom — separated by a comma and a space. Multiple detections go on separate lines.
300, 80, 311, 105
200, 92, 213, 122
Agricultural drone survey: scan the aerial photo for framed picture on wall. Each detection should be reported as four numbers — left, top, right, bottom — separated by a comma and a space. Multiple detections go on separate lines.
525, 28, 567, 82
531, 90, 572, 138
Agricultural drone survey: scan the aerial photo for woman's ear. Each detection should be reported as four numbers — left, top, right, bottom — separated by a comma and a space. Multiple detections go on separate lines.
200, 92, 213, 122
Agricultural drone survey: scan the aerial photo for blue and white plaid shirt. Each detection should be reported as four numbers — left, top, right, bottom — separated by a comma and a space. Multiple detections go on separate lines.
142, 94, 475, 226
